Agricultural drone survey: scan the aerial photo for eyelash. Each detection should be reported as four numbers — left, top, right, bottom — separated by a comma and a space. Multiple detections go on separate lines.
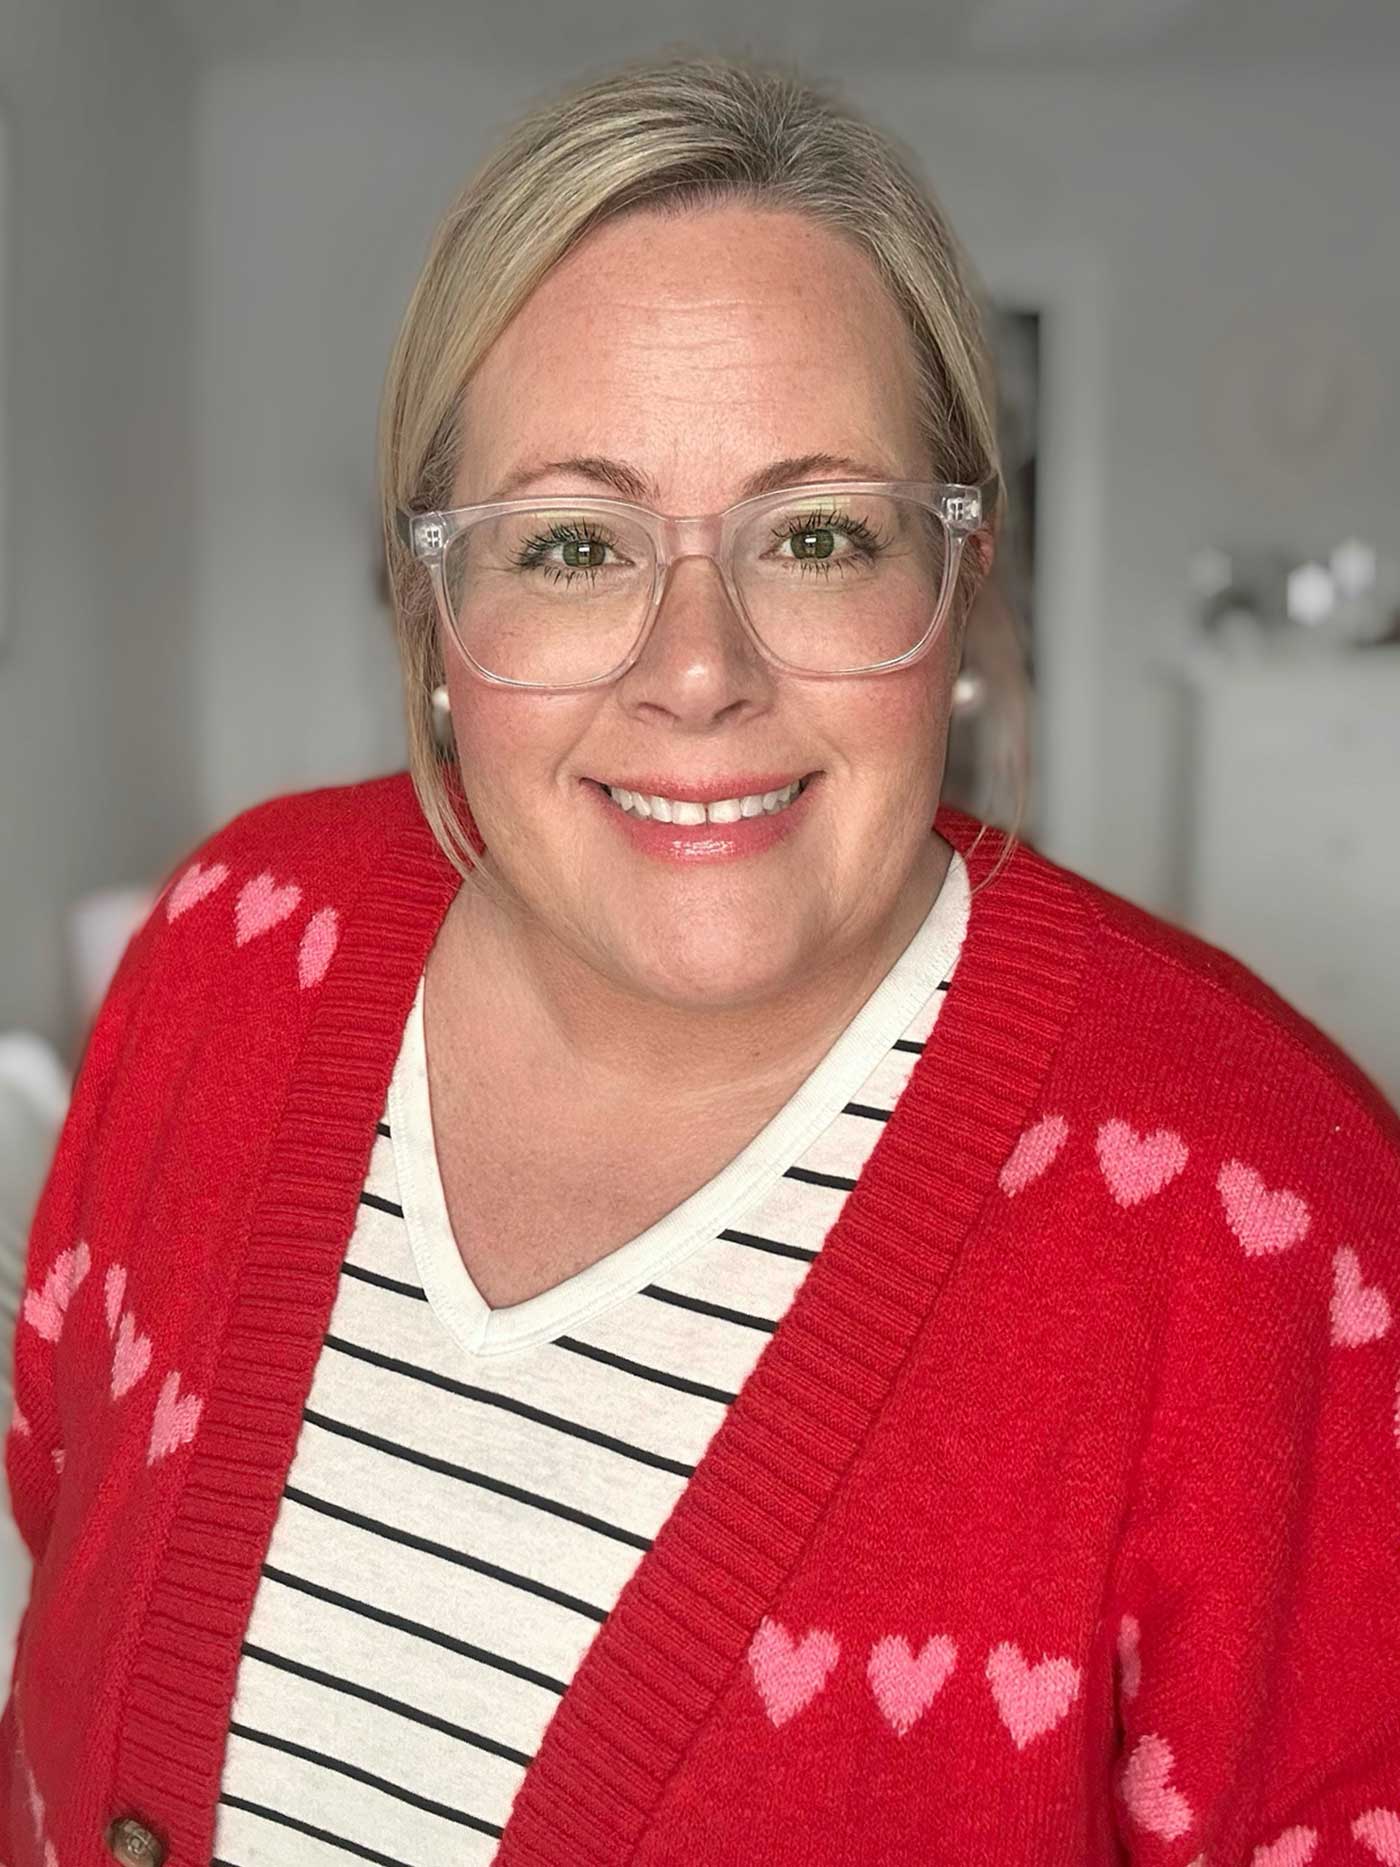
512, 509, 884, 584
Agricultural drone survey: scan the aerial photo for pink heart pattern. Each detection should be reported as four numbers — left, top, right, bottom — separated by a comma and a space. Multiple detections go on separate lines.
999, 1115, 1070, 1197
110, 1312, 153, 1402
1330, 1246, 1392, 1346
1119, 1732, 1193, 1840
747, 1617, 840, 1728
867, 1633, 957, 1736
23, 1240, 91, 1344
1217, 1161, 1310, 1256
22, 1747, 45, 1842
1096, 1121, 1189, 1208
297, 905, 340, 990
147, 1370, 203, 1466
1251, 1828, 1317, 1867
234, 872, 303, 947
985, 1642, 1081, 1749
104, 1264, 127, 1337
165, 859, 229, 922
1116, 1613, 1141, 1701
1354, 1809, 1400, 1864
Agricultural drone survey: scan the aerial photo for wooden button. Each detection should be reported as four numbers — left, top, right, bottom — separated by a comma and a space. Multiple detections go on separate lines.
105, 1817, 167, 1867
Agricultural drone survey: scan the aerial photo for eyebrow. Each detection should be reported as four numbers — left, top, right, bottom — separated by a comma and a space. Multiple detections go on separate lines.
486, 451, 901, 506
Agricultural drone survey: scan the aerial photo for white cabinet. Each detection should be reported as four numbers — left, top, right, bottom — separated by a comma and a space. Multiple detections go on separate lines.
1178, 642, 1400, 1110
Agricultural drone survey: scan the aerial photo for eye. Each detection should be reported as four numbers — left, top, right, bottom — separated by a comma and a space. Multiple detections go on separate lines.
514, 521, 621, 576
770, 507, 881, 567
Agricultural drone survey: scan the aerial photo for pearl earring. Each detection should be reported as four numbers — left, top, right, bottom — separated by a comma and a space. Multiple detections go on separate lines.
431, 683, 451, 714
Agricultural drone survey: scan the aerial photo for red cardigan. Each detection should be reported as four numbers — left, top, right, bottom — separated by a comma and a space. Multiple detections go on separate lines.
4, 771, 1400, 1867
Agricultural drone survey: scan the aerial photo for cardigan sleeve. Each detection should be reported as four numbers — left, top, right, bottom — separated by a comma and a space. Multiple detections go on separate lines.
1232, 1720, 1400, 1864
1106, 1074, 1400, 1865
3, 892, 160, 1568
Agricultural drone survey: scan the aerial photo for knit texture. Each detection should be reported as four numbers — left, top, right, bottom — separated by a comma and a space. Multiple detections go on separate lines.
3, 769, 1399, 1867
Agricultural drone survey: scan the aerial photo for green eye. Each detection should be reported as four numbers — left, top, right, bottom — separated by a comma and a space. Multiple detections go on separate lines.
789, 527, 835, 561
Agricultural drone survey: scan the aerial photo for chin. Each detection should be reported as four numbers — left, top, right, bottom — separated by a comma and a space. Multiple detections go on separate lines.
607, 923, 803, 1009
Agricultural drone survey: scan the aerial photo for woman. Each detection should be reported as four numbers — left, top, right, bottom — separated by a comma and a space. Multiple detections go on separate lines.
4, 51, 1399, 1867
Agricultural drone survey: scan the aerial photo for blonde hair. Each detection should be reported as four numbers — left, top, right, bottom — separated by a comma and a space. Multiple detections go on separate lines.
377, 47, 1029, 901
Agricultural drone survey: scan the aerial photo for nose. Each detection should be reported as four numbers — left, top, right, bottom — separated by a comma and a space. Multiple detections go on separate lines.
619, 549, 770, 718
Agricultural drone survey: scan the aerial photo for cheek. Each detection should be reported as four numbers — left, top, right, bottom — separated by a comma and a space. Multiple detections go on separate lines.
446, 678, 592, 821
838, 666, 954, 787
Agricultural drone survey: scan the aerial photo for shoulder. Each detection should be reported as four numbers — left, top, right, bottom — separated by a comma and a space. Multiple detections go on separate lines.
1008, 829, 1400, 1159
94, 769, 429, 1042
152, 767, 423, 910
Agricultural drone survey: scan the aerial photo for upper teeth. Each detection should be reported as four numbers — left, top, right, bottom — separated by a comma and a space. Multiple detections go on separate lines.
605, 778, 806, 823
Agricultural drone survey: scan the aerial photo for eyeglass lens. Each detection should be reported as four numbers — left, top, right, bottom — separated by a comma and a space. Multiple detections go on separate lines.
439, 491, 953, 684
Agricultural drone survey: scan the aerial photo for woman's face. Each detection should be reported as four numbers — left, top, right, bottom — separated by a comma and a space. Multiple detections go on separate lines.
445, 202, 973, 1014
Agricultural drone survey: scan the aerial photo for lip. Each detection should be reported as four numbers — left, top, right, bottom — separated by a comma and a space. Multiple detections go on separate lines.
584, 770, 821, 863
583, 770, 819, 805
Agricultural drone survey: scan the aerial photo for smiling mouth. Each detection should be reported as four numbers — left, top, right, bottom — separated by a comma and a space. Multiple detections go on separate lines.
591, 774, 817, 824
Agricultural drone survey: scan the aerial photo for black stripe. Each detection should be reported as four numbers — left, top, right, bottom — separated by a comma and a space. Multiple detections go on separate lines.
640, 1286, 778, 1333
339, 1260, 427, 1301
323, 1333, 696, 1477
554, 1336, 738, 1406
842, 1100, 892, 1122
283, 1483, 611, 1622
301, 1405, 653, 1552
376, 1119, 392, 1138
359, 1189, 403, 1218
260, 1562, 568, 1695
892, 1037, 926, 1054
217, 1795, 421, 1867
720, 1226, 817, 1263
239, 1641, 532, 1767
222, 1731, 503, 1838
784, 1163, 858, 1192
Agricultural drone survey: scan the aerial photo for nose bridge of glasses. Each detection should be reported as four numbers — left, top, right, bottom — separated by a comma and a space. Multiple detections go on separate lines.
653, 509, 729, 572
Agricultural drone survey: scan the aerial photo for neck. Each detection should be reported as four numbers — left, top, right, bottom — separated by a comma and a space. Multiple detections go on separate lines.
430, 834, 955, 1114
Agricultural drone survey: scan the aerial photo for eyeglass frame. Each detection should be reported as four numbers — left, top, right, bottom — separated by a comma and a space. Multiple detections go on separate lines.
396, 476, 999, 692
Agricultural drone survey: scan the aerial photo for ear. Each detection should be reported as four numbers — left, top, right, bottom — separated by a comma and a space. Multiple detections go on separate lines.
968, 526, 997, 583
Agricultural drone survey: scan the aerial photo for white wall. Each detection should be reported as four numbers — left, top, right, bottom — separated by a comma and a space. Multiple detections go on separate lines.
0, 0, 199, 1057
194, 55, 1400, 917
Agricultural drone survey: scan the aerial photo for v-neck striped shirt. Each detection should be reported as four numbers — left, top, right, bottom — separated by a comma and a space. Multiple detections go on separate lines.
210, 851, 970, 1866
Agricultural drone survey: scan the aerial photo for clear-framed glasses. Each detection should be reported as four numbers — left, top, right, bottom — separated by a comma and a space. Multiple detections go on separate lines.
396, 477, 997, 691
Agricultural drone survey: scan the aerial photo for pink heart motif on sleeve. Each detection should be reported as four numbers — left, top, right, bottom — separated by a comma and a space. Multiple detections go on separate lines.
110, 1314, 153, 1402
866, 1633, 957, 1735
1119, 1733, 1193, 1840
147, 1371, 203, 1466
165, 859, 229, 922
1116, 1613, 1141, 1700
1216, 1161, 1310, 1256
1095, 1121, 1189, 1208
747, 1617, 840, 1728
998, 1115, 1070, 1196
23, 1241, 91, 1344
234, 872, 303, 947
297, 906, 340, 990
1250, 1827, 1318, 1866
1353, 1809, 1400, 1864
104, 1265, 127, 1336
105, 1263, 153, 1400
985, 1642, 1081, 1749
1330, 1247, 1392, 1346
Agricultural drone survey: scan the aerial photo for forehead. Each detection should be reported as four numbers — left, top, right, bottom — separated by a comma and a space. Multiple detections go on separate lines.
457, 204, 927, 501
